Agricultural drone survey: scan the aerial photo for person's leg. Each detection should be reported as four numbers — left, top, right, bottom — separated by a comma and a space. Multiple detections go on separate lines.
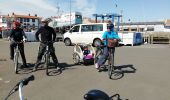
96, 47, 109, 68
10, 41, 15, 60
19, 43, 27, 67
34, 43, 45, 69
111, 47, 115, 66
49, 45, 59, 68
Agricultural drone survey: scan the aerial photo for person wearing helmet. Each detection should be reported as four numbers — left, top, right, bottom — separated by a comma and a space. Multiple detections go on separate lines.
84, 89, 110, 100
8, 21, 28, 68
95, 21, 120, 72
34, 18, 60, 71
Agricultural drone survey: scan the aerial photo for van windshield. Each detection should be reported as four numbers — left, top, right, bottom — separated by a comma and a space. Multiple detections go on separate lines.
71, 26, 80, 32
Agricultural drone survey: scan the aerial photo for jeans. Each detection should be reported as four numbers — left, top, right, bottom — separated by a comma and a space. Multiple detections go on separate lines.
97, 47, 115, 66
36, 42, 58, 64
10, 41, 27, 65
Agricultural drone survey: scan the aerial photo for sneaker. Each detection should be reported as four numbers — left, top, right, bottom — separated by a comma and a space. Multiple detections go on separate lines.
95, 63, 99, 69
10, 57, 14, 60
54, 63, 59, 68
33, 63, 39, 71
23, 64, 29, 68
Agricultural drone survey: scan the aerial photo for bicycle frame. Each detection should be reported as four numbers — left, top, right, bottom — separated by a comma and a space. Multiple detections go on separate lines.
19, 82, 24, 100
42, 42, 52, 75
14, 42, 21, 74
5, 75, 34, 100
107, 47, 114, 79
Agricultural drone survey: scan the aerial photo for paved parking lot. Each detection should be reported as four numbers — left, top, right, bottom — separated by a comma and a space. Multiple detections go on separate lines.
0, 40, 170, 100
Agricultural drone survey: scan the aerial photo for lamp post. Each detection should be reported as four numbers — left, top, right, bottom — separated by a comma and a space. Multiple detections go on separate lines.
69, 0, 71, 29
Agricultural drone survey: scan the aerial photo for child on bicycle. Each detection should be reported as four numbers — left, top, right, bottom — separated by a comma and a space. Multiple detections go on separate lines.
95, 22, 120, 72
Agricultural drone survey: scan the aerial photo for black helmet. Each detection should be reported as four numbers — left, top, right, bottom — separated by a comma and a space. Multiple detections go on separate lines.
107, 24, 114, 30
84, 89, 110, 100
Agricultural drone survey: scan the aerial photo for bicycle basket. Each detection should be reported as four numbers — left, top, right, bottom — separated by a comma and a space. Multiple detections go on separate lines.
107, 39, 117, 47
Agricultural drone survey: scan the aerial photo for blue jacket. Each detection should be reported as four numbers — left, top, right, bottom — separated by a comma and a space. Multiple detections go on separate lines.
102, 31, 120, 46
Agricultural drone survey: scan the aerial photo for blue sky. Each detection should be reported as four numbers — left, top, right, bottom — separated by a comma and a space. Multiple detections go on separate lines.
0, 0, 170, 22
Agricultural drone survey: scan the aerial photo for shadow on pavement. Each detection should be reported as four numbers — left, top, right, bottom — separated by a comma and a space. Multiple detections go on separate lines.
100, 64, 136, 80
115, 64, 136, 73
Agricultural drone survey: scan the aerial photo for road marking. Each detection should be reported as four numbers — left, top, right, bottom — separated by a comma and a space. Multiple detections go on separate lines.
4, 80, 10, 83
0, 77, 3, 81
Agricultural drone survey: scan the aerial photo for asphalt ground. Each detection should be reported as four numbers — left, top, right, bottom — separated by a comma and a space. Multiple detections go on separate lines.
0, 40, 170, 100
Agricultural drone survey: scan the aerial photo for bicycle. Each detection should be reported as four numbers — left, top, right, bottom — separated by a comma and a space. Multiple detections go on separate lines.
94, 43, 123, 79
5, 75, 34, 100
13, 41, 23, 74
41, 41, 53, 75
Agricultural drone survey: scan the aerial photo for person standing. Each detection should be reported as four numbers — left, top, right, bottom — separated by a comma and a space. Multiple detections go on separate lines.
34, 18, 59, 71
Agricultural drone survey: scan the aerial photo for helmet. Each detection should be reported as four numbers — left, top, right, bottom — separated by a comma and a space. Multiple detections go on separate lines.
107, 24, 114, 30
84, 89, 110, 100
14, 21, 21, 26
41, 18, 52, 23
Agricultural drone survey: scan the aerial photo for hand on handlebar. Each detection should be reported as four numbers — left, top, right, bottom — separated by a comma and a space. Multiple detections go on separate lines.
23, 38, 27, 43
8, 37, 11, 41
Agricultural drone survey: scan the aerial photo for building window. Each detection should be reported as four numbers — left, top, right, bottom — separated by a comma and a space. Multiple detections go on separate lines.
20, 18, 23, 22
147, 27, 154, 31
27, 18, 29, 22
32, 19, 35, 22
24, 18, 27, 22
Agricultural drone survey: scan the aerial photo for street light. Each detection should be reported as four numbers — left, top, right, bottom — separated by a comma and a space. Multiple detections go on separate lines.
70, 0, 71, 29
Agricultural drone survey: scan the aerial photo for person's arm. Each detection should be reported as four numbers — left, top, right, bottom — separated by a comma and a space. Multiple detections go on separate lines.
35, 28, 41, 41
8, 29, 14, 41
102, 31, 107, 40
113, 32, 121, 42
51, 28, 56, 42
22, 29, 27, 42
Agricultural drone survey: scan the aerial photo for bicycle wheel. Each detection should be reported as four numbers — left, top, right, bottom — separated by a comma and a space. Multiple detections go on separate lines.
14, 52, 19, 74
94, 48, 102, 64
73, 53, 80, 64
108, 50, 114, 79
45, 53, 50, 75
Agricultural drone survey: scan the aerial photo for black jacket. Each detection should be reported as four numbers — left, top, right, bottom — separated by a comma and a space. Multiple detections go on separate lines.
35, 25, 56, 42
10, 28, 27, 42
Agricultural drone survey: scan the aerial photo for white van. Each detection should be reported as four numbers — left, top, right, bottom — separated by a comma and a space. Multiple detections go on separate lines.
63, 23, 108, 46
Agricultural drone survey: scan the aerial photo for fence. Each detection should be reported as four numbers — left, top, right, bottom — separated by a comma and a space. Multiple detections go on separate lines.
143, 32, 170, 44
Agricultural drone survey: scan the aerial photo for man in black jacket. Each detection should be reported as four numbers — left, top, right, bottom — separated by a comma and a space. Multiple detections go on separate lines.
34, 19, 59, 71
9, 21, 28, 68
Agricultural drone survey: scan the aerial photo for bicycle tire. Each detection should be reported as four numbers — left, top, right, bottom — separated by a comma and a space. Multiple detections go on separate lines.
45, 53, 50, 75
108, 49, 114, 79
94, 48, 102, 64
73, 53, 80, 64
14, 52, 19, 74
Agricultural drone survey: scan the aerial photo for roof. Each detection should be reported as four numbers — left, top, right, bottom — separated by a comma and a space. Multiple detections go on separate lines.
12, 15, 40, 19
119, 21, 164, 26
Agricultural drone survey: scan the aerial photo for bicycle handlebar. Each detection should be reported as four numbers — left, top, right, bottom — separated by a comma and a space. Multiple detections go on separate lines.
5, 75, 34, 100
18, 75, 35, 86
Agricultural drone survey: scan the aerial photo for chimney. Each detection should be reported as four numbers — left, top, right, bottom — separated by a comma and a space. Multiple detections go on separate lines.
28, 13, 30, 16
35, 14, 37, 17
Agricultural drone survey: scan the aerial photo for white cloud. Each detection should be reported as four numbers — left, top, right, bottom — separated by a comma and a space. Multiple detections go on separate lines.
72, 0, 97, 17
0, 0, 97, 18
0, 0, 57, 18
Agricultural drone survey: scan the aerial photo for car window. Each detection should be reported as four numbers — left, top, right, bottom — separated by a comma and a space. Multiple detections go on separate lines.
71, 26, 80, 32
81, 24, 103, 32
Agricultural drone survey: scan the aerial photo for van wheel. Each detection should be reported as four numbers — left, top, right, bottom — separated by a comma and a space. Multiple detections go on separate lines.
64, 39, 71, 46
93, 39, 102, 47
